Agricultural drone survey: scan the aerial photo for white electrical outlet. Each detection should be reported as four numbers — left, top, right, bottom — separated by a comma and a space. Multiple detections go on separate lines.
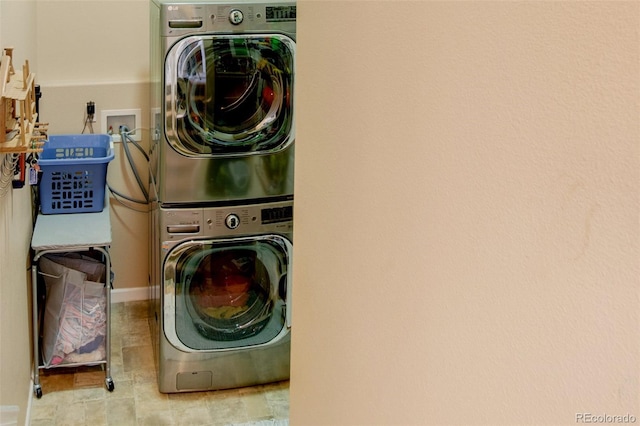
101, 108, 142, 141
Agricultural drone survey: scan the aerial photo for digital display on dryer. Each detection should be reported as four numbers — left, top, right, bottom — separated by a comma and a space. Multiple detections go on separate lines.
266, 6, 296, 22
261, 206, 293, 224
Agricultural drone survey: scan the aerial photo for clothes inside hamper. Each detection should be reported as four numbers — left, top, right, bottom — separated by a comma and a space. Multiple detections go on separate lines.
39, 255, 106, 367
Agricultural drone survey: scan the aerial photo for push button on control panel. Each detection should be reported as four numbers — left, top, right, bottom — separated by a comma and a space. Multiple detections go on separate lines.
225, 213, 240, 229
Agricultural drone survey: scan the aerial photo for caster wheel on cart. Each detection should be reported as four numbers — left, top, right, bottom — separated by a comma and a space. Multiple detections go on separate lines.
34, 386, 42, 399
106, 378, 115, 392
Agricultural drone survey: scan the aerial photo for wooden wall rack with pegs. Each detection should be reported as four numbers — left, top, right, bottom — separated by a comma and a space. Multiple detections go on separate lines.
0, 47, 47, 154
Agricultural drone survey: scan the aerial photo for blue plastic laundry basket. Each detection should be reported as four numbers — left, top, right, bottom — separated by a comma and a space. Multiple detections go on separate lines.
38, 134, 114, 214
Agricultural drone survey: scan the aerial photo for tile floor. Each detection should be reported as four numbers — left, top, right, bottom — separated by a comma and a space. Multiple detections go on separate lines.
29, 300, 290, 426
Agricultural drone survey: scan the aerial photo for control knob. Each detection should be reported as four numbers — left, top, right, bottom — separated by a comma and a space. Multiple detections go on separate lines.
225, 213, 240, 229
229, 9, 243, 25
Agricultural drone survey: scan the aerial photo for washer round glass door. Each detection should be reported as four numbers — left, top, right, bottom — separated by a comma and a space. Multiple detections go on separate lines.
165, 34, 295, 157
163, 235, 291, 351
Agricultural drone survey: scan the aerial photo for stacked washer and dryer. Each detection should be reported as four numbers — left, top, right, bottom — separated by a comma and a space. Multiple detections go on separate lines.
149, 0, 296, 393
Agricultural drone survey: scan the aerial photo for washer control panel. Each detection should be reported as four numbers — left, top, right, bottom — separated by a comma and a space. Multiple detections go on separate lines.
162, 200, 293, 241
204, 200, 293, 234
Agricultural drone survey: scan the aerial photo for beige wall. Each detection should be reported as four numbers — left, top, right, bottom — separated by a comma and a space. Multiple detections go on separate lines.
1, 1, 638, 425
40, 82, 151, 297
36, 0, 151, 295
35, 1, 149, 87
0, 187, 33, 426
0, 2, 38, 425
0, 1, 149, 424
291, 1, 639, 425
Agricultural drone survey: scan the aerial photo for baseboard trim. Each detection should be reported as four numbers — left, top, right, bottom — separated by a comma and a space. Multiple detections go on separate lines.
25, 380, 33, 426
111, 286, 149, 303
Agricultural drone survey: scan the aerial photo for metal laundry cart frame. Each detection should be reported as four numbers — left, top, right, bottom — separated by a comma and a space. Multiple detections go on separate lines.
30, 196, 114, 398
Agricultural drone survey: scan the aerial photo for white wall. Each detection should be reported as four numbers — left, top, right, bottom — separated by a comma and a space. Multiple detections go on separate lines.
291, 1, 639, 425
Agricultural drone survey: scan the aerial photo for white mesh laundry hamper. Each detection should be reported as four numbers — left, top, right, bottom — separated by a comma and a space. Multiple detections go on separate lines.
39, 255, 106, 367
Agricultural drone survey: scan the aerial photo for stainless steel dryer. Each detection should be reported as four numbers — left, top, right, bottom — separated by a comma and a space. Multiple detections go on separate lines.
150, 0, 296, 206
150, 199, 293, 392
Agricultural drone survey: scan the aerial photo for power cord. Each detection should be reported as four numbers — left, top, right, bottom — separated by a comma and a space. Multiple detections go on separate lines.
0, 154, 20, 198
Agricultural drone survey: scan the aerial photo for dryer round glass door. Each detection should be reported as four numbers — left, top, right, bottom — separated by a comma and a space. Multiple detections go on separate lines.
163, 235, 291, 352
165, 34, 295, 157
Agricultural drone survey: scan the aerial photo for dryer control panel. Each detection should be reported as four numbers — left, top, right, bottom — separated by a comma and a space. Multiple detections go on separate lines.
160, 1, 296, 37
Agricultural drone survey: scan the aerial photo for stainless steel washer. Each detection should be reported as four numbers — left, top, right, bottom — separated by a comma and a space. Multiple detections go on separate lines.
150, 199, 293, 392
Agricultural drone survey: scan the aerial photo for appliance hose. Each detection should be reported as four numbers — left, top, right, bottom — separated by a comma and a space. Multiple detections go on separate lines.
115, 126, 149, 204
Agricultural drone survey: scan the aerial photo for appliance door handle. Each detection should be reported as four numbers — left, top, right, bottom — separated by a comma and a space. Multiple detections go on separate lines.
167, 225, 200, 234
168, 19, 203, 29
